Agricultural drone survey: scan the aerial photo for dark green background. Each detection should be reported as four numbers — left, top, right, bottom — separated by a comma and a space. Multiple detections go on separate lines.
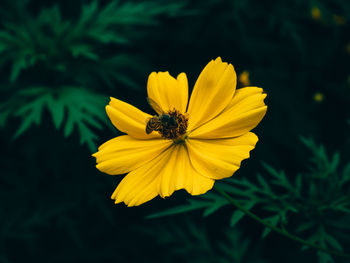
0, 0, 349, 262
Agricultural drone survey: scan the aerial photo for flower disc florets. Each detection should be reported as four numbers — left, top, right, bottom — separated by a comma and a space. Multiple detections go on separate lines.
159, 109, 188, 140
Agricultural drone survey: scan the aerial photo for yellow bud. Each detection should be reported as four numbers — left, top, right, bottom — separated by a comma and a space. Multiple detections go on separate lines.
238, 70, 251, 86
313, 92, 324, 103
311, 6, 321, 21
333, 15, 346, 25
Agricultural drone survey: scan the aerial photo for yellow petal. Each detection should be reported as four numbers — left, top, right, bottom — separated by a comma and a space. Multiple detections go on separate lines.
187, 57, 237, 131
111, 143, 215, 206
189, 87, 267, 139
159, 144, 214, 198
186, 133, 258, 180
111, 147, 175, 207
147, 72, 188, 113
106, 97, 160, 139
93, 135, 172, 175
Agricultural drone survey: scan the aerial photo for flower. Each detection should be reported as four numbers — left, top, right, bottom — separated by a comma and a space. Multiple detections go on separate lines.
313, 92, 324, 103
333, 15, 346, 26
311, 6, 321, 21
238, 70, 251, 86
93, 57, 267, 206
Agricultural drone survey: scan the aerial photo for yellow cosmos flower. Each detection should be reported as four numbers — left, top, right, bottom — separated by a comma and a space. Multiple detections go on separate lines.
93, 57, 267, 207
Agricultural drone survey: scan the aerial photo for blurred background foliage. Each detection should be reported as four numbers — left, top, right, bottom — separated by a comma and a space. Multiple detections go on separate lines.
0, 0, 349, 262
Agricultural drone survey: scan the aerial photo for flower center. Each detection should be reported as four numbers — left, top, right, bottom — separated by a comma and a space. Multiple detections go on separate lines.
157, 109, 188, 140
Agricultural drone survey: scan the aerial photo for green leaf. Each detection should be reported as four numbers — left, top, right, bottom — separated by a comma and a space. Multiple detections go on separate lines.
329, 152, 340, 173
0, 109, 11, 128
71, 44, 99, 60
59, 87, 108, 151
203, 198, 228, 217
230, 201, 255, 227
261, 215, 280, 238
257, 174, 272, 193
324, 232, 343, 251
317, 251, 334, 263
13, 94, 52, 138
340, 163, 350, 184
230, 210, 245, 227
9, 86, 107, 150
78, 0, 99, 28
295, 221, 315, 233
46, 96, 65, 129
262, 162, 293, 191
10, 57, 27, 83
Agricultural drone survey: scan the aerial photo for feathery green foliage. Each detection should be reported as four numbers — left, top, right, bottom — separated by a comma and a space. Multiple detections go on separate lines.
148, 137, 350, 262
0, 0, 186, 84
1, 87, 109, 151
0, 0, 187, 150
144, 218, 266, 263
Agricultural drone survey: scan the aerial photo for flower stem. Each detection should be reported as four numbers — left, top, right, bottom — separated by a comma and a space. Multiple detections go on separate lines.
214, 185, 350, 260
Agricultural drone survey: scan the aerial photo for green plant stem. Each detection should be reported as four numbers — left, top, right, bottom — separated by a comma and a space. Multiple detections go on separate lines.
214, 185, 350, 260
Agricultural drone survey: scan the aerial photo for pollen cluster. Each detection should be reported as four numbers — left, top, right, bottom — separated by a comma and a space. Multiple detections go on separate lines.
160, 110, 188, 140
